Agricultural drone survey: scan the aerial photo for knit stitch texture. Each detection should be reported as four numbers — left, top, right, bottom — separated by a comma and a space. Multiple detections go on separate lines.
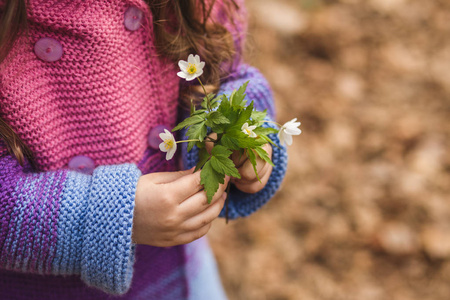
0, 0, 287, 298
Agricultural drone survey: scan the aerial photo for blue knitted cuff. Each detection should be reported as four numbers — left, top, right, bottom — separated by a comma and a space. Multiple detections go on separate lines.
52, 163, 141, 295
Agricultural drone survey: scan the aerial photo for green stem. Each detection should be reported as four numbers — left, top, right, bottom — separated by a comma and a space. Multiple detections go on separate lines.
196, 77, 211, 111
176, 139, 201, 144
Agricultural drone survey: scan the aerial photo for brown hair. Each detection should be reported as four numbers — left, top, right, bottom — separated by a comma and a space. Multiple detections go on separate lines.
0, 0, 240, 168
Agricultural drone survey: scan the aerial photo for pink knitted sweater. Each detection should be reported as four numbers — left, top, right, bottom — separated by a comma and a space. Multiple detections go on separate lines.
1, 0, 180, 170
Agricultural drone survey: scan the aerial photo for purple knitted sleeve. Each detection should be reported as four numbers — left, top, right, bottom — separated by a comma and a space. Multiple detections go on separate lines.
0, 154, 141, 294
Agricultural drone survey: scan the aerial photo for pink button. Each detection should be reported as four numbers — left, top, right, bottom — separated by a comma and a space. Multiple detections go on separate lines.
124, 6, 143, 31
34, 37, 63, 62
68, 155, 95, 175
148, 125, 170, 149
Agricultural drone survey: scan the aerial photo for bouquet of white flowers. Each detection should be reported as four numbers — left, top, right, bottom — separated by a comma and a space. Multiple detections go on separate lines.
160, 54, 301, 203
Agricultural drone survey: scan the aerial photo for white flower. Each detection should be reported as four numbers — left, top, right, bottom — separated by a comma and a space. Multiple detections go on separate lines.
177, 54, 205, 81
159, 129, 177, 160
241, 122, 257, 138
278, 118, 301, 146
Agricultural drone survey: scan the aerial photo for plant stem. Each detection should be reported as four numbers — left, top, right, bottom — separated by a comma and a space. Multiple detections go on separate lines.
196, 77, 211, 111
175, 139, 201, 144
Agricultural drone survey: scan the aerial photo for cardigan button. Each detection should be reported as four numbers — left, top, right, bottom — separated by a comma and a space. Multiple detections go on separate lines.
124, 6, 143, 31
68, 155, 95, 175
148, 125, 170, 149
34, 37, 63, 62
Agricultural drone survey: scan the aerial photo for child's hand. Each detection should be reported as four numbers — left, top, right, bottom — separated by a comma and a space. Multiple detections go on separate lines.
205, 133, 273, 194
132, 168, 229, 247
230, 143, 273, 194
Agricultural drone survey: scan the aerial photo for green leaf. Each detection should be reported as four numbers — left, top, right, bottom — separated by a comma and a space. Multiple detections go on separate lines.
254, 146, 275, 167
187, 140, 196, 152
253, 127, 278, 136
195, 147, 210, 172
186, 121, 207, 141
259, 134, 280, 149
205, 111, 230, 128
190, 99, 195, 115
222, 129, 267, 149
251, 110, 267, 122
220, 134, 241, 150
231, 81, 249, 107
210, 156, 241, 179
201, 160, 225, 203
211, 144, 233, 157
235, 101, 254, 126
201, 93, 216, 110
173, 114, 205, 131
210, 111, 230, 124
192, 109, 207, 116
218, 94, 230, 112
210, 94, 220, 109
246, 149, 261, 182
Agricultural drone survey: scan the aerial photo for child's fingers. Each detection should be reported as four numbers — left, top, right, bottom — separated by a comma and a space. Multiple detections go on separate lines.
234, 165, 272, 194
178, 176, 230, 218
237, 154, 266, 181
234, 161, 271, 184
176, 223, 213, 246
180, 192, 226, 232
167, 171, 203, 202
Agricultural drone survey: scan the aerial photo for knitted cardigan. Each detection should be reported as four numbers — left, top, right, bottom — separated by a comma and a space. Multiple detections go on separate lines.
0, 0, 287, 299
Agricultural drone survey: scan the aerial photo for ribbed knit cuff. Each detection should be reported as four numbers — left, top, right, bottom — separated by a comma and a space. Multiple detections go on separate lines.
52, 163, 141, 295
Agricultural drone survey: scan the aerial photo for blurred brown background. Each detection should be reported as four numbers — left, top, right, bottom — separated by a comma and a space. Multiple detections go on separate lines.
208, 0, 450, 299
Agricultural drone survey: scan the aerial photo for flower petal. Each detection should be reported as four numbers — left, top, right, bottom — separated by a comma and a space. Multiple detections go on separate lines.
285, 133, 293, 146
187, 54, 195, 64
159, 141, 168, 152
177, 71, 188, 79
178, 60, 188, 70
166, 144, 177, 160
184, 74, 197, 81
285, 127, 302, 135
196, 69, 203, 78
194, 54, 201, 64
198, 61, 205, 70
278, 131, 286, 146
288, 122, 301, 128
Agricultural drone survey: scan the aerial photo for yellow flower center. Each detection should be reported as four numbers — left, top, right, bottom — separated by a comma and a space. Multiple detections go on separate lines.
187, 63, 197, 74
245, 129, 251, 135
164, 139, 174, 150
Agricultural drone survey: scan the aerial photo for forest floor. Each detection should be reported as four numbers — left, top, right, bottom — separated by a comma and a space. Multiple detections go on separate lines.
208, 0, 450, 299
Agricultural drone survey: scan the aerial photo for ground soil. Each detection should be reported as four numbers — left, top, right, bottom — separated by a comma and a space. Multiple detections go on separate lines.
208, 1, 450, 299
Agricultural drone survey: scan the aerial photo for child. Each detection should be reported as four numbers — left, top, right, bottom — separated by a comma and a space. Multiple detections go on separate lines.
0, 0, 287, 299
